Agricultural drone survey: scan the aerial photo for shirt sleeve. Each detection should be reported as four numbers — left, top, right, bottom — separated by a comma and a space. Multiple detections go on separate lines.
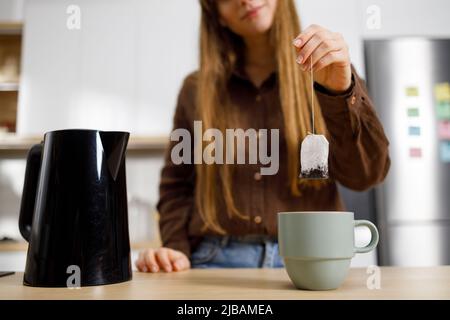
156, 75, 196, 257
313, 64, 391, 191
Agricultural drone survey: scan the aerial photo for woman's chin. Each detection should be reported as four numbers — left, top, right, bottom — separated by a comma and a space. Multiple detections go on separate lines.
239, 22, 273, 37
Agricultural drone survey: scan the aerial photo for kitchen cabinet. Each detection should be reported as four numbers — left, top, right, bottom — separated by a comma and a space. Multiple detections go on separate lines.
0, 23, 22, 133
0, 0, 24, 22
18, 0, 199, 136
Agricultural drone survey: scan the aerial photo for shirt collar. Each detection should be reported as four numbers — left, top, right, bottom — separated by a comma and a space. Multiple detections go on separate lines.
230, 63, 278, 90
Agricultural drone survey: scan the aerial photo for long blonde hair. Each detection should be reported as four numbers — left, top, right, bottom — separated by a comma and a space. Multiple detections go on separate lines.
196, 0, 327, 234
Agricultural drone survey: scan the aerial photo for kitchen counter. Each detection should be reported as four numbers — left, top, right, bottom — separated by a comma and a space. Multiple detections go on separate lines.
0, 266, 449, 300
0, 240, 161, 252
0, 134, 169, 156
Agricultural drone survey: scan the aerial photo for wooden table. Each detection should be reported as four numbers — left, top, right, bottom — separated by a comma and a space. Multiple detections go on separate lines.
1, 266, 449, 300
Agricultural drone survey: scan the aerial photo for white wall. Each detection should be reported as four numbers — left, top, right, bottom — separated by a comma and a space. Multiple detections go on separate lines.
17, 0, 200, 135
17, 0, 450, 136
359, 0, 450, 38
0, 0, 24, 21
296, 0, 450, 78
296, 0, 364, 76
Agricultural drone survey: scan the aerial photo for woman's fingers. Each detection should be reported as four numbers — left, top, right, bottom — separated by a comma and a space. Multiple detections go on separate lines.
310, 40, 343, 68
134, 249, 159, 273
292, 24, 322, 48
135, 252, 147, 272
173, 258, 189, 271
313, 50, 348, 72
169, 250, 191, 271
296, 34, 337, 66
143, 249, 159, 273
295, 31, 331, 65
293, 25, 348, 70
155, 248, 173, 272
135, 248, 191, 273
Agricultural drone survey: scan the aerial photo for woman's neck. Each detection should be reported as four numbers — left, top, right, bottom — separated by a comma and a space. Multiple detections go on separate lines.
243, 34, 276, 88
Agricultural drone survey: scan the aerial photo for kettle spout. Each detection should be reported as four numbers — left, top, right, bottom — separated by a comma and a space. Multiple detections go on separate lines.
99, 131, 130, 181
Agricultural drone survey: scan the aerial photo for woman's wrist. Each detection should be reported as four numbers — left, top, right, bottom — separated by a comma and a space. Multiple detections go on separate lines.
314, 73, 355, 97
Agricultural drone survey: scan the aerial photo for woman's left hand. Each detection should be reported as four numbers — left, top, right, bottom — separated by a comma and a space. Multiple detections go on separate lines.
293, 24, 352, 94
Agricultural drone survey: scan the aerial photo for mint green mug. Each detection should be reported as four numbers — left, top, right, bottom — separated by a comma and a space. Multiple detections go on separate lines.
278, 211, 379, 291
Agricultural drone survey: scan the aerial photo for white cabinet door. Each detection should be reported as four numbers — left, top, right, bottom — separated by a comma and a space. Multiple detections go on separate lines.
0, 0, 24, 21
18, 0, 199, 136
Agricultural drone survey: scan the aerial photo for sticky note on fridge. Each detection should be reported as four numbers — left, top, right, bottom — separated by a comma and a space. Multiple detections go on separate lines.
437, 121, 450, 140
408, 126, 421, 136
439, 141, 450, 163
436, 101, 450, 119
407, 108, 419, 117
409, 147, 422, 158
405, 87, 419, 97
434, 83, 450, 102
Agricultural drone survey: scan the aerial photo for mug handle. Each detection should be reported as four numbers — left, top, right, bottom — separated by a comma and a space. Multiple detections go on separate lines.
353, 220, 379, 254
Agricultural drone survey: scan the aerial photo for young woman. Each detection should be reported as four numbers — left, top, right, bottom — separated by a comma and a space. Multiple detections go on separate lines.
135, 0, 390, 273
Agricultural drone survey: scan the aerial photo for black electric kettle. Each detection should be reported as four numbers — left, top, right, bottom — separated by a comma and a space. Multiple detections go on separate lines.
19, 129, 132, 287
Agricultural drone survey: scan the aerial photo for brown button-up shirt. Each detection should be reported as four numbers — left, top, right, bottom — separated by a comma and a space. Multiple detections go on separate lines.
156, 65, 390, 258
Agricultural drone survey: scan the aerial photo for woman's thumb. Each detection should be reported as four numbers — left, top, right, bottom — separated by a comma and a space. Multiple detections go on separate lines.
173, 257, 190, 271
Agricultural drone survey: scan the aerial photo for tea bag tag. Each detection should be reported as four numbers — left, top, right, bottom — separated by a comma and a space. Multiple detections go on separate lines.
300, 134, 329, 179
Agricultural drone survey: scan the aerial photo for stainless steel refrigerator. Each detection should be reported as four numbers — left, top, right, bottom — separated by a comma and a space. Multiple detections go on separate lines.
364, 38, 450, 266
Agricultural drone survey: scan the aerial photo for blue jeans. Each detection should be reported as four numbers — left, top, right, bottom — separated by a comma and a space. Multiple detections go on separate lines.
190, 235, 285, 268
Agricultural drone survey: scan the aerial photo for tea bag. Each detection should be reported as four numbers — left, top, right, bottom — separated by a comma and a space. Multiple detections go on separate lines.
300, 134, 329, 179
300, 57, 329, 179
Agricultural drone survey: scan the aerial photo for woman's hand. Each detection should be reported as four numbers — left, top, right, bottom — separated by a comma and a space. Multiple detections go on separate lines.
292, 24, 352, 94
135, 247, 191, 273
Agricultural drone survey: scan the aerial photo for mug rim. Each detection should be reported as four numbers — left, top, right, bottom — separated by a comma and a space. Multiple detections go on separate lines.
277, 211, 354, 215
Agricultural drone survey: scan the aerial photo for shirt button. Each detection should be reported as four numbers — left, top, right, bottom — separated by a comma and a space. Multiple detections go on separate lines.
254, 172, 262, 181
255, 94, 262, 102
254, 216, 262, 224
350, 95, 357, 105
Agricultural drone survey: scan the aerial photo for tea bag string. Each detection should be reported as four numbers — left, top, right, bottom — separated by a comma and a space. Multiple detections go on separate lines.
310, 57, 315, 135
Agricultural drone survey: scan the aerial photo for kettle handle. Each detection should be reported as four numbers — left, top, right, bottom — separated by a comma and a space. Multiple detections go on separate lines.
19, 143, 43, 242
